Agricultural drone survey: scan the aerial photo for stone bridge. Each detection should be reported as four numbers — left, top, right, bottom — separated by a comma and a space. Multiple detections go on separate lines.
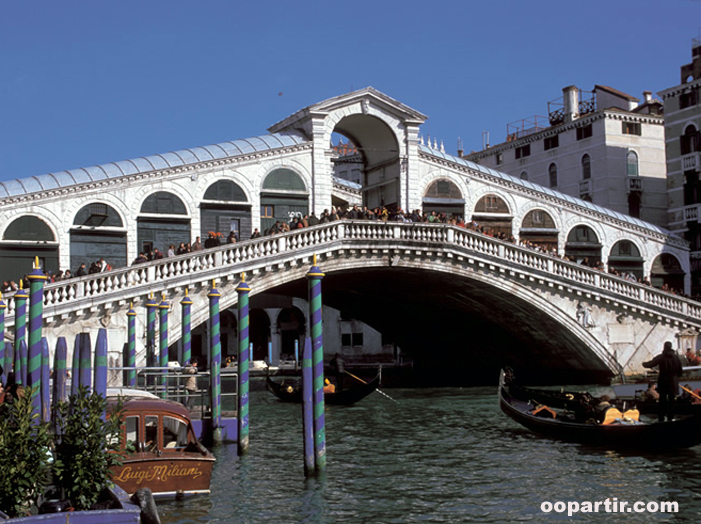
4, 221, 701, 383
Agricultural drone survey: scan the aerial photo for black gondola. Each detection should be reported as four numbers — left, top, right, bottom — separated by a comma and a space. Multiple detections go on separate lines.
266, 371, 381, 406
499, 370, 701, 449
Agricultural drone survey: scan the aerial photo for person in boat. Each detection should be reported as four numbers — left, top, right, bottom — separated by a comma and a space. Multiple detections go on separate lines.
685, 348, 700, 366
329, 353, 345, 391
183, 358, 198, 409
323, 378, 336, 394
643, 341, 683, 422
642, 382, 659, 402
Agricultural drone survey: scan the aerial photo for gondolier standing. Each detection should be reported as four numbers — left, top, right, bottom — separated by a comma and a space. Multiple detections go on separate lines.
643, 341, 683, 422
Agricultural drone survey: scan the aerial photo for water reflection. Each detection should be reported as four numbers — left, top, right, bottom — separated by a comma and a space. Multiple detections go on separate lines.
156, 388, 701, 523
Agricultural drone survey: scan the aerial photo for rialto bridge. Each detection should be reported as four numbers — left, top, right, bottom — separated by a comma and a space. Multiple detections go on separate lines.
0, 88, 698, 383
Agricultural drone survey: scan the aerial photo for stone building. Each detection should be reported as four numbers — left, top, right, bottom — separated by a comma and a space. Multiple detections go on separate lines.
659, 38, 701, 296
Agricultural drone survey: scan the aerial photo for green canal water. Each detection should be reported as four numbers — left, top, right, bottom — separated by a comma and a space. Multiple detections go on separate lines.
156, 387, 701, 523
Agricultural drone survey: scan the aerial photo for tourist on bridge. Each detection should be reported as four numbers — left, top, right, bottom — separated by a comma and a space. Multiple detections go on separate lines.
643, 341, 683, 422
76, 263, 88, 276
191, 236, 203, 251
250, 229, 261, 239
685, 348, 700, 366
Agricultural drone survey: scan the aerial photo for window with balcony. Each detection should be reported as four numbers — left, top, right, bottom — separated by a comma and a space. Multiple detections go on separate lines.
622, 122, 642, 136
548, 163, 558, 188
515, 144, 530, 159
576, 124, 593, 140
543, 135, 559, 151
581, 154, 591, 180
681, 125, 700, 156
626, 151, 639, 177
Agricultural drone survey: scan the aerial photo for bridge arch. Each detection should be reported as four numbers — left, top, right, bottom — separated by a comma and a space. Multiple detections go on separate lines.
471, 191, 515, 237
650, 253, 686, 291
421, 176, 466, 218
70, 202, 127, 271
260, 168, 309, 233
200, 178, 251, 242
136, 190, 191, 256
518, 208, 560, 253
0, 214, 59, 279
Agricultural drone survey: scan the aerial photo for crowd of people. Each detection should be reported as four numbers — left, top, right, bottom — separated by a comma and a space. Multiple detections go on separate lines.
0, 204, 692, 300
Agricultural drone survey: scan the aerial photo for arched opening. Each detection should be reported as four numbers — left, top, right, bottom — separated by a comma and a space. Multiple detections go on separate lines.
565, 225, 601, 266
608, 240, 644, 280
626, 150, 639, 177
70, 203, 127, 272
0, 216, 58, 283
200, 180, 251, 241
331, 114, 400, 211
250, 309, 272, 362
548, 163, 558, 188
137, 192, 190, 258
260, 169, 308, 235
277, 307, 306, 360
650, 253, 685, 292
519, 209, 558, 253
422, 179, 465, 218
681, 124, 700, 156
331, 135, 363, 210
471, 195, 512, 238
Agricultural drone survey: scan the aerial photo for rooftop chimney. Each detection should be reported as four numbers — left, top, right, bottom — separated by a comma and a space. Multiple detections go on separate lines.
563, 85, 579, 123
643, 91, 652, 103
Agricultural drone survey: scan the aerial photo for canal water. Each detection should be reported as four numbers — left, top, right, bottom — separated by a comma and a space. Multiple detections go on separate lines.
157, 387, 701, 523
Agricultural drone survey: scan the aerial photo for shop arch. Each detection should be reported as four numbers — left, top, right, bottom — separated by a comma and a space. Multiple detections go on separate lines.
471, 194, 512, 237
200, 180, 251, 241
422, 179, 465, 218
0, 215, 59, 283
260, 169, 309, 234
608, 240, 644, 280
277, 307, 306, 360
137, 191, 191, 257
70, 202, 127, 271
565, 225, 602, 266
650, 253, 685, 292
519, 209, 558, 253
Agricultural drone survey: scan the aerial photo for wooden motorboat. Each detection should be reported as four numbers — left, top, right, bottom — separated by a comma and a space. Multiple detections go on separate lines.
109, 397, 215, 498
266, 371, 381, 406
499, 370, 701, 449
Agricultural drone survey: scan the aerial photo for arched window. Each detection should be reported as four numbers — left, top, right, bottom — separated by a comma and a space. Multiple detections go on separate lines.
262, 169, 306, 191
626, 151, 639, 177
520, 171, 528, 180
548, 163, 558, 188
681, 125, 700, 155
581, 154, 591, 180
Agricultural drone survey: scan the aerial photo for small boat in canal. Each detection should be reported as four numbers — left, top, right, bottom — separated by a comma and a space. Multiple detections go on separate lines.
109, 397, 215, 498
499, 370, 701, 449
266, 371, 381, 406
611, 365, 701, 399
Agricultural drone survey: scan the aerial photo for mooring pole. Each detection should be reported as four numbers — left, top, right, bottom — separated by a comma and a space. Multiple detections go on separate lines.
41, 338, 50, 423
3, 342, 11, 389
208, 280, 222, 445
71, 334, 80, 395
79, 333, 92, 391
18, 339, 27, 387
236, 274, 251, 455
126, 304, 136, 387
27, 259, 47, 420
0, 293, 5, 385
159, 295, 169, 398
302, 336, 315, 476
145, 293, 158, 388
52, 337, 68, 417
181, 290, 193, 367
307, 254, 326, 472
14, 284, 28, 384
94, 328, 108, 398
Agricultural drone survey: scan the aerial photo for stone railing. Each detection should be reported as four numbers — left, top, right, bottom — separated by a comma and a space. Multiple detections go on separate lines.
2, 221, 700, 324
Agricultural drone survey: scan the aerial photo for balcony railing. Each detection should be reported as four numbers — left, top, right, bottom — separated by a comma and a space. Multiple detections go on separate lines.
627, 177, 642, 192
579, 179, 592, 196
685, 205, 699, 222
682, 152, 700, 172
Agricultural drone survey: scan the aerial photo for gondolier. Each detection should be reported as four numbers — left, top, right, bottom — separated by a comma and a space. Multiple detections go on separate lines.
643, 341, 683, 422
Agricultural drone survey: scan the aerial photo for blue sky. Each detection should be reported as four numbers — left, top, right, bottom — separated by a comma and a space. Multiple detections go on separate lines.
1, 0, 700, 181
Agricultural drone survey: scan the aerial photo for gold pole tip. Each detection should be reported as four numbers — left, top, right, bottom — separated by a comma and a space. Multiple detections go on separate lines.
313, 253, 317, 265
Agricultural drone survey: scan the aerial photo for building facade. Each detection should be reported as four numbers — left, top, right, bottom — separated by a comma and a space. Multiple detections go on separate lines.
464, 85, 667, 229
659, 38, 701, 296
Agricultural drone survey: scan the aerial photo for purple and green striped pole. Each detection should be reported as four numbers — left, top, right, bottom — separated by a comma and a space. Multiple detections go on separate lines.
18, 339, 28, 386
3, 342, 11, 387
27, 258, 48, 418
79, 333, 92, 391
71, 334, 81, 395
53, 337, 68, 418
302, 336, 315, 476
0, 294, 5, 385
208, 280, 222, 444
41, 338, 50, 423
181, 290, 193, 368
307, 254, 326, 472
236, 274, 251, 455
94, 328, 108, 399
14, 284, 28, 382
159, 294, 169, 398
145, 294, 158, 387
126, 304, 136, 387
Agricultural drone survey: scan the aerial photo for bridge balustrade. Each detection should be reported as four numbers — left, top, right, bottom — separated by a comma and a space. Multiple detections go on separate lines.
2, 221, 699, 325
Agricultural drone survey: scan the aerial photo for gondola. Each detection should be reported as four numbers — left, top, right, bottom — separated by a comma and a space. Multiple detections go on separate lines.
266, 371, 381, 406
499, 370, 701, 449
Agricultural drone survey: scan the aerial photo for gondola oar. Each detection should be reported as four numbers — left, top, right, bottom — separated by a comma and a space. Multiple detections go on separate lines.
344, 370, 397, 402
681, 384, 701, 402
